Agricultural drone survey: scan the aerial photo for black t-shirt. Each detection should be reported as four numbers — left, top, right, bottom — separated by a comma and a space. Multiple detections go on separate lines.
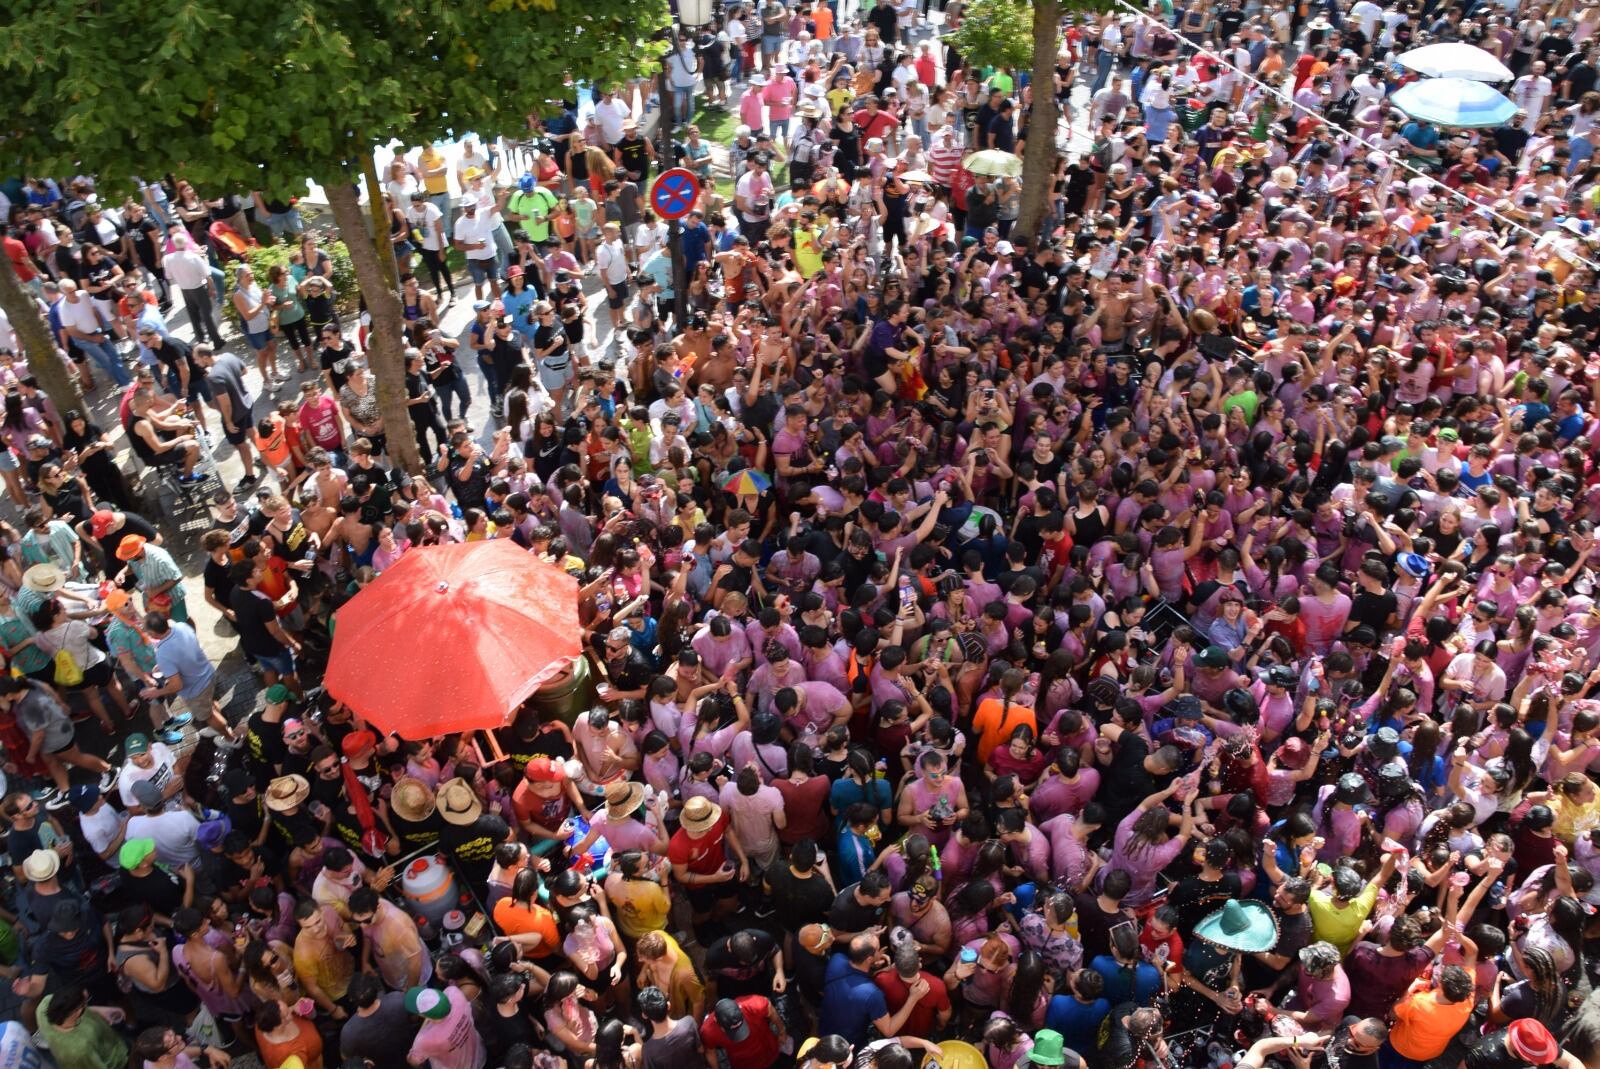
96, 513, 159, 569
438, 812, 510, 886
1099, 733, 1156, 823
1349, 589, 1397, 631
390, 809, 443, 854
340, 992, 420, 1066
766, 862, 836, 931
230, 587, 287, 657
1217, 7, 1246, 38
828, 885, 888, 934
204, 557, 236, 610
1168, 873, 1243, 936
479, 1005, 536, 1064
830, 127, 862, 174
321, 343, 355, 390
1093, 1003, 1144, 1069
6, 826, 44, 871
28, 921, 106, 990
1464, 1033, 1528, 1069
122, 865, 187, 917
1493, 126, 1532, 163
1074, 892, 1129, 964
150, 335, 194, 377
704, 928, 780, 997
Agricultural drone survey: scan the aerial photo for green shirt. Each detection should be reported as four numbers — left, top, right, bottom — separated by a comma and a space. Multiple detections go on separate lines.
37, 993, 130, 1069
0, 612, 48, 673
1222, 388, 1259, 425
509, 187, 559, 243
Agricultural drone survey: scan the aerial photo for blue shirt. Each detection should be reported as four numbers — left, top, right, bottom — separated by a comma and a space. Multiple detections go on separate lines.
153, 622, 216, 700
819, 954, 888, 1046
829, 777, 891, 835
836, 828, 876, 886
1087, 955, 1162, 1007
679, 222, 711, 272
1045, 993, 1111, 1053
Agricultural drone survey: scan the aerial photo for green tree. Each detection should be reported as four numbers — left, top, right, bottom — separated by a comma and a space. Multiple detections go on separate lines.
1, 0, 668, 472
951, 0, 1113, 243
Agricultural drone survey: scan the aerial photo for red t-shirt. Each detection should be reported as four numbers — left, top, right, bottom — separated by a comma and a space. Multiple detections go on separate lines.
853, 110, 900, 143
774, 775, 831, 846
700, 995, 781, 1069
667, 813, 728, 875
5, 236, 38, 283
874, 970, 952, 1036
297, 395, 343, 450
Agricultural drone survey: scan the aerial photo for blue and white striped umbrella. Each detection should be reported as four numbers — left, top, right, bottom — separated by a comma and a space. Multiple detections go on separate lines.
1391, 77, 1519, 129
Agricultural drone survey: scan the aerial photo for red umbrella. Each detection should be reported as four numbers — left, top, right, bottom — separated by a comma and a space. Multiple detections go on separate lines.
324, 541, 582, 739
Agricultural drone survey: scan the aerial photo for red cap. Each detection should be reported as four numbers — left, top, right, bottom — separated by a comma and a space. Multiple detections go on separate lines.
524, 756, 565, 783
1508, 1019, 1560, 1065
340, 730, 377, 758
90, 509, 117, 539
1277, 737, 1310, 770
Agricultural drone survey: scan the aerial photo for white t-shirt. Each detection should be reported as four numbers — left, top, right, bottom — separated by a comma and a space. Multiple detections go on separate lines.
127, 808, 200, 867
408, 202, 446, 251
80, 802, 126, 859
56, 294, 103, 336
119, 741, 179, 810
596, 240, 630, 285
454, 211, 499, 261
1350, 0, 1382, 37
594, 98, 632, 145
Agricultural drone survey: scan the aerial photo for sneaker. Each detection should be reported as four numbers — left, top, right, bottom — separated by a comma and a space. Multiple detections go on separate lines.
178, 472, 206, 484
37, 787, 68, 811
157, 729, 185, 746
236, 473, 259, 491
98, 767, 120, 792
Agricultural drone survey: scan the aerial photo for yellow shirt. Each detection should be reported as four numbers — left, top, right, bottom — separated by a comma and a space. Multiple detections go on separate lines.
606, 874, 672, 938
1307, 883, 1378, 955
293, 927, 354, 1003
418, 149, 449, 195
794, 227, 824, 278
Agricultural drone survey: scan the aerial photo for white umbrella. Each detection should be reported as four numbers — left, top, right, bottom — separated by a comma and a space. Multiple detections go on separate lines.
1392, 77, 1518, 128
1398, 43, 1513, 82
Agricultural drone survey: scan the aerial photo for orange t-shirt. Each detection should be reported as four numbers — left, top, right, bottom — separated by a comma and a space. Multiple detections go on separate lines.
812, 5, 833, 39
972, 697, 1037, 763
1390, 980, 1474, 1060
492, 899, 560, 957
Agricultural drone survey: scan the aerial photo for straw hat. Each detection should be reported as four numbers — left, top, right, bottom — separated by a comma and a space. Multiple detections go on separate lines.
264, 774, 310, 812
22, 563, 64, 594
680, 796, 723, 835
22, 848, 60, 883
390, 776, 436, 823
605, 780, 648, 822
436, 777, 483, 826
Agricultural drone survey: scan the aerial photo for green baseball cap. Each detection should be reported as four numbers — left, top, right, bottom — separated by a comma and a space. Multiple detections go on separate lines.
119, 837, 156, 870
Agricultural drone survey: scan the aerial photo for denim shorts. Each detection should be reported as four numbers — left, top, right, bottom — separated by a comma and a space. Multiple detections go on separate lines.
243, 327, 273, 352
466, 256, 499, 284
255, 648, 297, 677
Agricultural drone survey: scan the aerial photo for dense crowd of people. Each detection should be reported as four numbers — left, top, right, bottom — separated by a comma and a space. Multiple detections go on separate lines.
11, 2, 1600, 1069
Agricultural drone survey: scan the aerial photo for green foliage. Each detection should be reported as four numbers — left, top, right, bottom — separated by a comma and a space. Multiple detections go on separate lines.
0, 0, 671, 200
949, 0, 1035, 74
221, 235, 358, 328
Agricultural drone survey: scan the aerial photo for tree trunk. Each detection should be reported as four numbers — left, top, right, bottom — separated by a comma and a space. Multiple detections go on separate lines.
1015, 0, 1062, 245
0, 256, 85, 416
324, 181, 423, 477
361, 152, 401, 293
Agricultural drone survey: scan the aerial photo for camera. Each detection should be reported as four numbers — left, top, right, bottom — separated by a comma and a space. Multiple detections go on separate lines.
1341, 508, 1360, 537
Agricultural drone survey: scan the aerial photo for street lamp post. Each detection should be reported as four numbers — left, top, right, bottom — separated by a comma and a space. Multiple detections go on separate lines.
661, 0, 713, 332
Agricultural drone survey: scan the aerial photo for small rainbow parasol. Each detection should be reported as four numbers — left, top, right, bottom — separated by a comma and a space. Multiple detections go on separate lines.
720, 468, 772, 496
